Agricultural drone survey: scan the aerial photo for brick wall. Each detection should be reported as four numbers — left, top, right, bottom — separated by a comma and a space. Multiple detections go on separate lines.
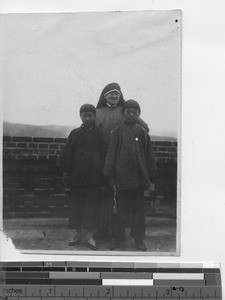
3, 136, 177, 163
3, 136, 66, 161
3, 136, 177, 219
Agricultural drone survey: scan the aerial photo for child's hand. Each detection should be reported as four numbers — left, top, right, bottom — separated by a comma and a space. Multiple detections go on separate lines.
62, 173, 68, 186
149, 182, 155, 191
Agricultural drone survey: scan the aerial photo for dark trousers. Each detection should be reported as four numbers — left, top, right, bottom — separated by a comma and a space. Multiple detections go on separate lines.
98, 187, 113, 239
68, 187, 100, 231
112, 187, 145, 241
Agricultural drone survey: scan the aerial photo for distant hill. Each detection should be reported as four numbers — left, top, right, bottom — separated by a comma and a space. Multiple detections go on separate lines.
2, 121, 177, 141
3, 121, 75, 138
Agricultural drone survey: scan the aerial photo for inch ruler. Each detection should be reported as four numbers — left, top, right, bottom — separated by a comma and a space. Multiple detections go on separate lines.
0, 262, 222, 299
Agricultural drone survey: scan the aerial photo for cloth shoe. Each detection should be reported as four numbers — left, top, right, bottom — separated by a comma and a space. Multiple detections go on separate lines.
109, 238, 122, 250
135, 239, 147, 251
68, 229, 81, 246
86, 231, 97, 250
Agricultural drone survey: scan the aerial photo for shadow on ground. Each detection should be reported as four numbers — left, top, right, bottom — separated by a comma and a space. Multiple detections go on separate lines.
3, 217, 177, 254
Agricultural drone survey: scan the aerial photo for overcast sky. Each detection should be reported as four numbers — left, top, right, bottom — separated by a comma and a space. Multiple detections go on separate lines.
1, 10, 181, 137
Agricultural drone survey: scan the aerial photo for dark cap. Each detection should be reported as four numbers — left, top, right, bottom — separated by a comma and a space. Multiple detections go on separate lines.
79, 104, 96, 116
122, 99, 141, 114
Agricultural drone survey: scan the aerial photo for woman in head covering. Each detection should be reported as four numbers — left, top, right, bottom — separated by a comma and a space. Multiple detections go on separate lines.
95, 82, 149, 241
95, 82, 149, 145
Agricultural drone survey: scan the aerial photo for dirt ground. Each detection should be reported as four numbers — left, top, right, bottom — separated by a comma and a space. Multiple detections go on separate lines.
3, 216, 177, 255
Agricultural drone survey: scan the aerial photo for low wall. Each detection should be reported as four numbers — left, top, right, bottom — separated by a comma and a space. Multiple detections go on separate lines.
3, 136, 178, 219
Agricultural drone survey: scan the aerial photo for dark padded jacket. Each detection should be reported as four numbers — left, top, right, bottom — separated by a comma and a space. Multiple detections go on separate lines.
59, 125, 105, 187
103, 123, 158, 190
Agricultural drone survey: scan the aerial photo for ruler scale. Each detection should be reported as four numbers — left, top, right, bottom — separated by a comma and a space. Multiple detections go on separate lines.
0, 262, 222, 299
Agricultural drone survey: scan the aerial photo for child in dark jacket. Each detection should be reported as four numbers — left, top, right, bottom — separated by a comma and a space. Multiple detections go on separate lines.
103, 100, 158, 251
59, 104, 105, 250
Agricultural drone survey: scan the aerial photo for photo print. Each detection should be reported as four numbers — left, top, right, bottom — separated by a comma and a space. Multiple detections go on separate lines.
1, 10, 181, 255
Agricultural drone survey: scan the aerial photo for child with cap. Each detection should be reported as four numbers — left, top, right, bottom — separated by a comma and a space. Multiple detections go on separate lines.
103, 100, 158, 251
59, 104, 105, 250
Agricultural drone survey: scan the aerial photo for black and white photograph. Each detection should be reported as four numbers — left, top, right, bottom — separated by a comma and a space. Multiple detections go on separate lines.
1, 10, 181, 255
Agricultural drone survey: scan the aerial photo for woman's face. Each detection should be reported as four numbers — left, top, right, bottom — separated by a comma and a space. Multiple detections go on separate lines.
104, 91, 120, 107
